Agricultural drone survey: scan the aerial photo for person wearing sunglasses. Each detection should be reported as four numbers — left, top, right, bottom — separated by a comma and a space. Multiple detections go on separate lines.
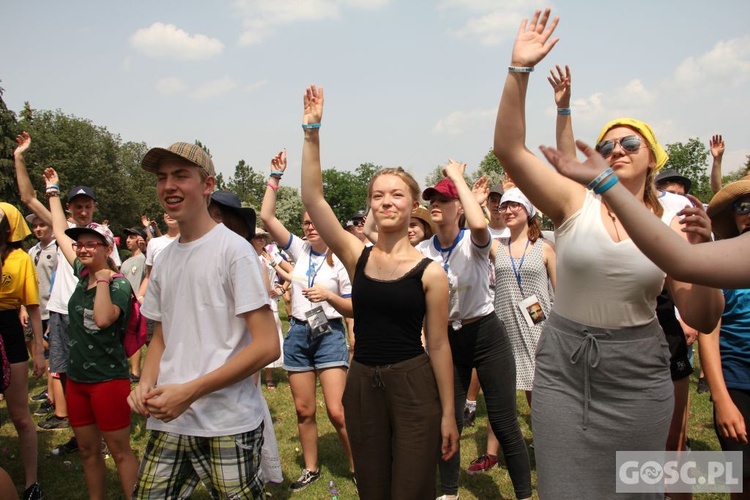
43, 167, 139, 499
494, 8, 723, 498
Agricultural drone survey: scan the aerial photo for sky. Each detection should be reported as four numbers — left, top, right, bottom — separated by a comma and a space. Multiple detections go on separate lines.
2, 0, 749, 192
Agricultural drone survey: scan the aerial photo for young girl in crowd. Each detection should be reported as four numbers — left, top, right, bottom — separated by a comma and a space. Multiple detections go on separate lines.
0, 202, 44, 500
494, 9, 724, 498
468, 188, 556, 475
298, 84, 458, 500
44, 168, 138, 499
260, 150, 356, 492
418, 165, 532, 500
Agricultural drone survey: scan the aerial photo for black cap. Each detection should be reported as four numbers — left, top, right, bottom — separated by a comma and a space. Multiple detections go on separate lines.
351, 210, 366, 220
209, 190, 256, 238
655, 168, 692, 194
123, 226, 146, 238
66, 186, 97, 202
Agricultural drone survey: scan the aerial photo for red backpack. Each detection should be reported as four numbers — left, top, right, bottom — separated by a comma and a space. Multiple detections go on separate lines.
112, 274, 148, 357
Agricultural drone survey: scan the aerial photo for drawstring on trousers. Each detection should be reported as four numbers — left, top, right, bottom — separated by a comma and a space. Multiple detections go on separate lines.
372, 365, 386, 389
569, 330, 601, 430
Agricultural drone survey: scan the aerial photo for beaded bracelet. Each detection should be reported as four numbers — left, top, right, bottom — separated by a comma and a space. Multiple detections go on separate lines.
586, 168, 614, 191
45, 190, 60, 199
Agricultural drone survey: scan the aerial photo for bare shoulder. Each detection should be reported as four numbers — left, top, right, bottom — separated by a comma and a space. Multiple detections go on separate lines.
422, 260, 448, 289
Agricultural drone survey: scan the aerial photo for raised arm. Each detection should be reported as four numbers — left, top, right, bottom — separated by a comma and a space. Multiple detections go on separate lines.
493, 9, 583, 226
259, 150, 293, 248
42, 168, 76, 266
444, 160, 490, 247
14, 132, 53, 225
547, 64, 576, 159
299, 85, 363, 273
539, 141, 750, 289
709, 134, 725, 195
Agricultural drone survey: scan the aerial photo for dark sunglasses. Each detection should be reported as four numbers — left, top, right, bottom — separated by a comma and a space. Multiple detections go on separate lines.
351, 220, 365, 227
732, 200, 750, 215
595, 135, 645, 158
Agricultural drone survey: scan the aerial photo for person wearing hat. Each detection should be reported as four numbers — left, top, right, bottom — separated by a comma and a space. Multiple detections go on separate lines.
494, 9, 723, 498
0, 202, 45, 500
128, 142, 279, 499
208, 190, 257, 240
419, 162, 531, 500
655, 168, 692, 197
120, 226, 148, 382
345, 209, 367, 243
14, 132, 122, 455
44, 168, 140, 498
486, 183, 510, 239
408, 205, 435, 246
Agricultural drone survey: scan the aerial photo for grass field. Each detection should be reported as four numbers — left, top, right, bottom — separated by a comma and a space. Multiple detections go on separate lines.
0, 304, 733, 499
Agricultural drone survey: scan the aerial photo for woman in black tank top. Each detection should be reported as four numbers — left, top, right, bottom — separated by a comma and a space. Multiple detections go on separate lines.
298, 85, 458, 499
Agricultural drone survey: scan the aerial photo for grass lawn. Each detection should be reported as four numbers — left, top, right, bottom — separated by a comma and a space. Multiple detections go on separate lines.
0, 304, 732, 499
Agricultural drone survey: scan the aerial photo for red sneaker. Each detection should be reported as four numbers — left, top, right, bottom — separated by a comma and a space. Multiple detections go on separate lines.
467, 454, 498, 474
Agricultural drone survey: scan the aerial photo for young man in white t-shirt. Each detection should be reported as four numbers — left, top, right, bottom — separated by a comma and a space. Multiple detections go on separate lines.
128, 142, 280, 499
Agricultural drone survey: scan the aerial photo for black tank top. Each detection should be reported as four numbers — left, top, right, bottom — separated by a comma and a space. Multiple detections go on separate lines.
352, 246, 432, 366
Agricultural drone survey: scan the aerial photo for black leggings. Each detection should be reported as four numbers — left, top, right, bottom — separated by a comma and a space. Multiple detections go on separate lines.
714, 387, 750, 479
438, 313, 532, 498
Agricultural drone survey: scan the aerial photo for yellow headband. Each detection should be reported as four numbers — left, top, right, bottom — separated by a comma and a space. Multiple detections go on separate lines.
595, 117, 669, 171
0, 202, 31, 242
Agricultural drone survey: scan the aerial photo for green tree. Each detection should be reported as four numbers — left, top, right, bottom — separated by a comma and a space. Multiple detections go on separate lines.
471, 149, 505, 186
319, 163, 383, 223
226, 160, 265, 208
664, 138, 712, 203
215, 172, 226, 191
0, 83, 21, 205
275, 186, 303, 236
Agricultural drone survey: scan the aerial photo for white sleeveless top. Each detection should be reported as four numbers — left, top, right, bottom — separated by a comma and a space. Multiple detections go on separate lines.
553, 191, 676, 328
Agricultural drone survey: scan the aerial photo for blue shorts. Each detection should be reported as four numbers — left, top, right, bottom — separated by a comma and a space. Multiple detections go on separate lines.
283, 317, 349, 372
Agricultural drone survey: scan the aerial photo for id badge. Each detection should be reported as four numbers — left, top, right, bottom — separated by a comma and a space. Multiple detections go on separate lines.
518, 295, 546, 328
447, 272, 462, 330
305, 305, 333, 338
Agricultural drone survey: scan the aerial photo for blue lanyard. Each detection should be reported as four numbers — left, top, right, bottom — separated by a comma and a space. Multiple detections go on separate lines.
434, 230, 464, 273
508, 239, 530, 296
307, 250, 326, 288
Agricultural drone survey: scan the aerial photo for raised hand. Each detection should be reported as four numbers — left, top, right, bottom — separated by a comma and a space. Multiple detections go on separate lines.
510, 8, 560, 68
678, 195, 712, 244
43, 167, 60, 188
141, 215, 151, 228
472, 175, 490, 206
443, 158, 467, 182
547, 64, 571, 108
14, 131, 31, 157
710, 134, 725, 158
539, 141, 609, 186
270, 149, 287, 176
303, 85, 324, 125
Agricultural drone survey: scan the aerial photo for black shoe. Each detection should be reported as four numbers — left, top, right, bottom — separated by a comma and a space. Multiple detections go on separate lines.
289, 468, 320, 492
34, 401, 54, 416
463, 405, 477, 428
29, 390, 48, 402
38, 415, 69, 430
50, 437, 78, 456
22, 481, 43, 500
696, 377, 709, 394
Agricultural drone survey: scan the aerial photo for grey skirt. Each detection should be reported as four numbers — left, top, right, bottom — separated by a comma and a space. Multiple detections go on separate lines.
532, 311, 674, 500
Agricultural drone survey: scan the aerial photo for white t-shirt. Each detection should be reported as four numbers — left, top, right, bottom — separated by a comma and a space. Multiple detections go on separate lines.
417, 229, 494, 326
141, 224, 271, 437
145, 234, 178, 267
657, 190, 692, 215
489, 226, 510, 239
47, 221, 122, 315
282, 235, 352, 321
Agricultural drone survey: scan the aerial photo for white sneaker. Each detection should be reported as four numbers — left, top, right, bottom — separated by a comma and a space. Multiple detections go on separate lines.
436, 495, 459, 500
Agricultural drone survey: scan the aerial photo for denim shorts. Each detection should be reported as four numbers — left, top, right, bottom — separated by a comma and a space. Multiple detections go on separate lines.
283, 317, 349, 372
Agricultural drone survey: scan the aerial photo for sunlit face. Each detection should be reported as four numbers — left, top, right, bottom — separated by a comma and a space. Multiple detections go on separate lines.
73, 233, 110, 267
500, 201, 529, 228
370, 174, 415, 231
30, 218, 53, 242
408, 219, 426, 245
156, 160, 214, 222
66, 196, 96, 227
600, 126, 654, 180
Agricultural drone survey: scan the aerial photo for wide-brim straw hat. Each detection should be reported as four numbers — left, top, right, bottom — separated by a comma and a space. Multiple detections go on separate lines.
411, 206, 436, 238
707, 175, 750, 239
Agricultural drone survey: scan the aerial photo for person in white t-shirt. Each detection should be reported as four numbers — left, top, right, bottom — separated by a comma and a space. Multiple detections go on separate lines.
260, 149, 355, 492
128, 142, 279, 499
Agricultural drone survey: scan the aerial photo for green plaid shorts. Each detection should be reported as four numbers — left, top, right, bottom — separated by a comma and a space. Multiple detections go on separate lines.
132, 424, 265, 499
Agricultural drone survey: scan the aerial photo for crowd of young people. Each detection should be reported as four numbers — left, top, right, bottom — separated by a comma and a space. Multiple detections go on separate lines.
1, 8, 749, 500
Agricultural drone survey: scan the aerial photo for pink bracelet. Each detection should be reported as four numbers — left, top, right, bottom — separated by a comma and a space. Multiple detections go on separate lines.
266, 182, 279, 191
96, 279, 110, 285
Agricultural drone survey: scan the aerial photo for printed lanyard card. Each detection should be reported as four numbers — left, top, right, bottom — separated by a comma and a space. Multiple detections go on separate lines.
518, 294, 546, 328
305, 305, 332, 338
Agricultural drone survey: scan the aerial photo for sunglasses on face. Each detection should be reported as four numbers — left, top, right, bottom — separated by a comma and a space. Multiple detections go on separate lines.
732, 200, 750, 215
72, 241, 107, 252
351, 220, 365, 227
595, 135, 645, 158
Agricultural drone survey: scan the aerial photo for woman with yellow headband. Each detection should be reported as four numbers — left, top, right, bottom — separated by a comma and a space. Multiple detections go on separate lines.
493, 8, 724, 499
0, 202, 45, 500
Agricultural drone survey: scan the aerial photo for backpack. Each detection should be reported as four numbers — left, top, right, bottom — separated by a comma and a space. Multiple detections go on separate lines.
112, 273, 148, 357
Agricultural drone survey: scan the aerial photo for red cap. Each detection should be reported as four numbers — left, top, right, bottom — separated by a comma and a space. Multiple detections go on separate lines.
422, 178, 459, 201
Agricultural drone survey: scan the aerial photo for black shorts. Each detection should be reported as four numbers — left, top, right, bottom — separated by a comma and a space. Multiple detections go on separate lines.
656, 292, 693, 381
714, 387, 750, 479
0, 309, 30, 364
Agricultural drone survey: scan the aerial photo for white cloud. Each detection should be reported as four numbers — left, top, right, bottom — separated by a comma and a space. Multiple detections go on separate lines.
439, 0, 549, 46
673, 36, 750, 89
432, 108, 495, 136
130, 22, 224, 60
191, 76, 238, 100
232, 0, 390, 45
155, 77, 188, 96
245, 79, 268, 93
